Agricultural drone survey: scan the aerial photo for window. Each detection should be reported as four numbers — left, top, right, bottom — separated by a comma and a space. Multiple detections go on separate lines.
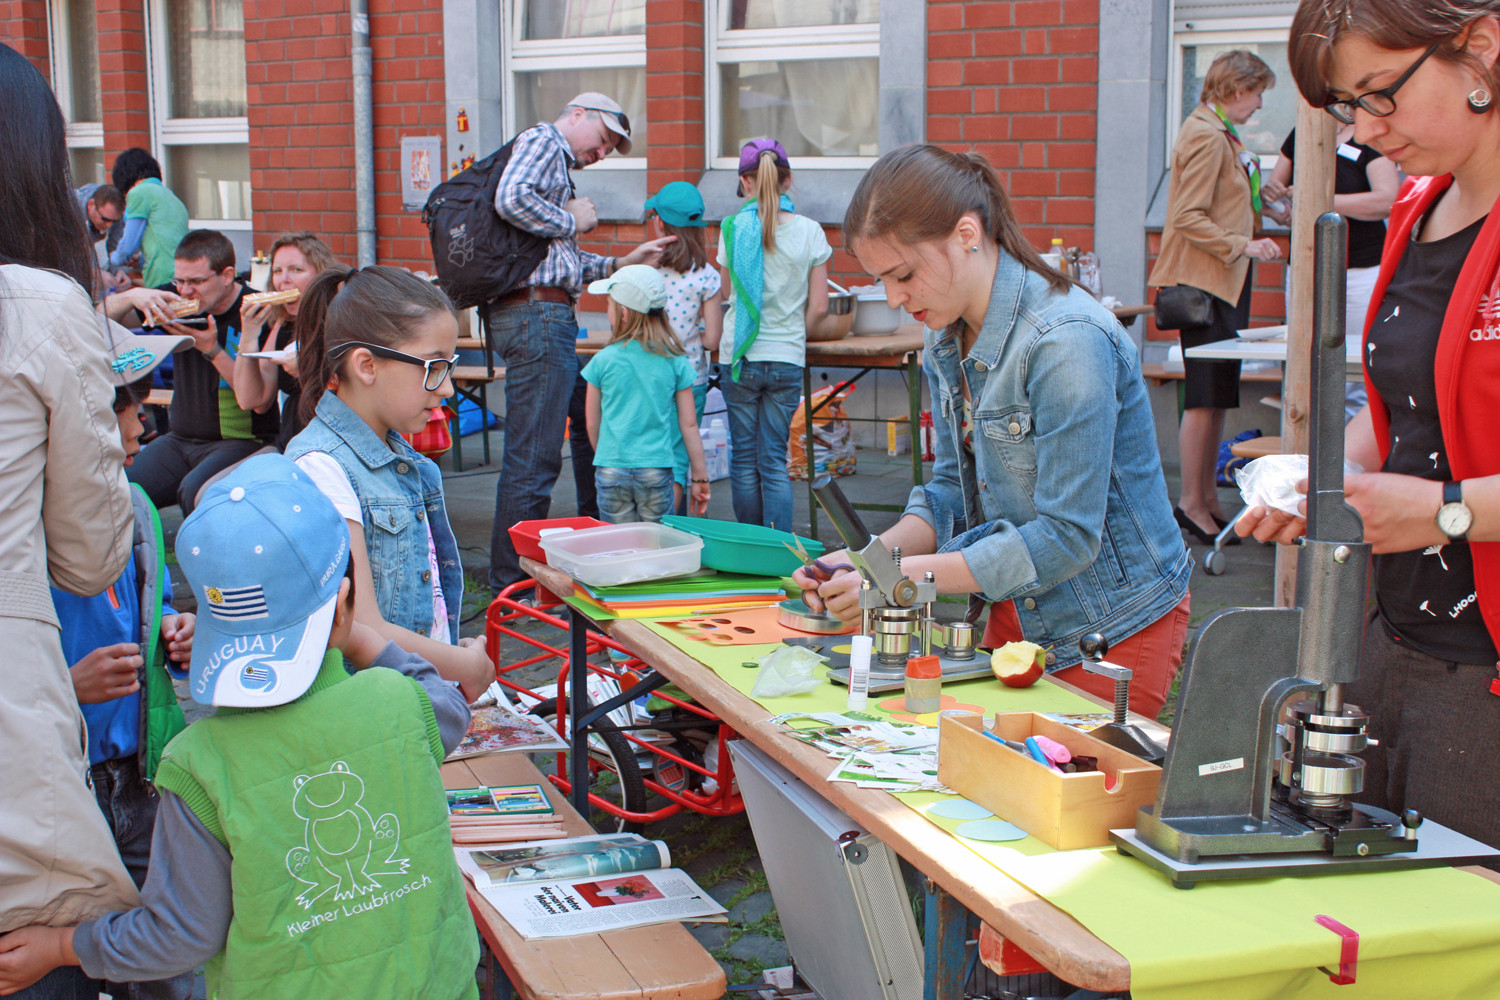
504, 0, 646, 163
51, 0, 105, 184
148, 0, 252, 226
709, 0, 881, 168
1169, 25, 1297, 165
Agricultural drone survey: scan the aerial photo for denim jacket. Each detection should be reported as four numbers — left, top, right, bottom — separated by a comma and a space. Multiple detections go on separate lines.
286, 393, 463, 642
907, 252, 1191, 668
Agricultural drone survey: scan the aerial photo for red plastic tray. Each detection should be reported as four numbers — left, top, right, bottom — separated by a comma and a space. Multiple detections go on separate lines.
508, 516, 607, 564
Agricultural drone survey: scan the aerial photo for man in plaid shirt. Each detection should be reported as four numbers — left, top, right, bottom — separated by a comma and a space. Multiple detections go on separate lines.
486, 92, 674, 593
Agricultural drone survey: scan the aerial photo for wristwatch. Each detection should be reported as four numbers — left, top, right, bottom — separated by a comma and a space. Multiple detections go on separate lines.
1436, 481, 1473, 542
201, 344, 222, 362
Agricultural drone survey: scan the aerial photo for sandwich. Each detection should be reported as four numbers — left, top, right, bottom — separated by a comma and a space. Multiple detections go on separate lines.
170, 298, 203, 317
243, 288, 302, 307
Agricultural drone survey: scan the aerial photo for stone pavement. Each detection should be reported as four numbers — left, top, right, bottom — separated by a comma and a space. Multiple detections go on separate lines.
160, 423, 1275, 997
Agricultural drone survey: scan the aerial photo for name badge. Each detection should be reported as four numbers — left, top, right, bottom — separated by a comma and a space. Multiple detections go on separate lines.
1337, 143, 1361, 161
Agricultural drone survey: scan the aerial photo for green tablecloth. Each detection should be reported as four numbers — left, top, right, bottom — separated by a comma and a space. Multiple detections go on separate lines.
637, 619, 1500, 1000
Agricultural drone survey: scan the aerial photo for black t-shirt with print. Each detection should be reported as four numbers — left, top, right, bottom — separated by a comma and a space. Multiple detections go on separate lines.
1365, 213, 1497, 663
156, 283, 280, 444
1280, 130, 1388, 269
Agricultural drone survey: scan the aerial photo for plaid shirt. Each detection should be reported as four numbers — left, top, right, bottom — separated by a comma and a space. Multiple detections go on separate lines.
493, 122, 614, 297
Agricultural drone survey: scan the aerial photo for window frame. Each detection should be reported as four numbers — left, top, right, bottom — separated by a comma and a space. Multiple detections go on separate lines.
501, 0, 646, 172
706, 0, 881, 170
48, 0, 104, 158
1168, 19, 1295, 173
144, 0, 252, 232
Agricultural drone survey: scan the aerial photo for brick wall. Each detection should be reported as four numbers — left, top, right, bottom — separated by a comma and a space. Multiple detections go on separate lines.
1142, 232, 1291, 340
1, 0, 50, 79
97, 0, 151, 156
246, 0, 441, 268
926, 0, 1099, 253
645, 0, 704, 192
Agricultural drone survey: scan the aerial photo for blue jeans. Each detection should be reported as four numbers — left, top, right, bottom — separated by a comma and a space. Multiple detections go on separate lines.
722, 360, 801, 531
487, 300, 584, 591
90, 757, 194, 1000
597, 467, 673, 524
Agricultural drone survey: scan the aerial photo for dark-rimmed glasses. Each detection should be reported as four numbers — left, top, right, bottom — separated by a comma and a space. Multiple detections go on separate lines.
1324, 43, 1440, 124
329, 341, 459, 390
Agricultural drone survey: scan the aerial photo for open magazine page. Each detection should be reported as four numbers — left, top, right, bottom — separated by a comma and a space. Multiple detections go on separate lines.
446, 693, 568, 760
455, 833, 669, 889
479, 868, 725, 939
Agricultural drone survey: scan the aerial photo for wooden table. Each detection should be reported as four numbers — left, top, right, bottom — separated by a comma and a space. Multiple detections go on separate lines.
519, 557, 1131, 996
441, 751, 726, 1000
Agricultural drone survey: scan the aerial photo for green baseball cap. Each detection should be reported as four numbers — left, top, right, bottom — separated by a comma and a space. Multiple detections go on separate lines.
644, 181, 706, 228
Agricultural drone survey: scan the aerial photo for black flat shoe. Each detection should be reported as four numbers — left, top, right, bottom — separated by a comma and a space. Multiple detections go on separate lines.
1174, 506, 1240, 546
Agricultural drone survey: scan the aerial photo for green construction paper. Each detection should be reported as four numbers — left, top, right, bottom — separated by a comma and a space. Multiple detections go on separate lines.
583, 571, 791, 597
641, 621, 1500, 999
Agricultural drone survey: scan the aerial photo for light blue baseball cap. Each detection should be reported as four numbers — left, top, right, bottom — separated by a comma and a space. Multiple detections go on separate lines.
176, 454, 351, 707
588, 263, 667, 314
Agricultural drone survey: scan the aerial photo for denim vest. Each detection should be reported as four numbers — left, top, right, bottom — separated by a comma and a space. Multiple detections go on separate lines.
907, 252, 1192, 667
286, 393, 462, 642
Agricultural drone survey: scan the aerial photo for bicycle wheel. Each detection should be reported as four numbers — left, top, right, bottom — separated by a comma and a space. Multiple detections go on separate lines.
529, 702, 648, 834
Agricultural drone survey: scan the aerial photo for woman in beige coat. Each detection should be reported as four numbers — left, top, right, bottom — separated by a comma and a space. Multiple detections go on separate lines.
0, 42, 141, 996
1149, 50, 1284, 544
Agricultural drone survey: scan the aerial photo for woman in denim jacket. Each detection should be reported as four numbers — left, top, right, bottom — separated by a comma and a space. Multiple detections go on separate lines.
797, 145, 1193, 718
285, 267, 491, 702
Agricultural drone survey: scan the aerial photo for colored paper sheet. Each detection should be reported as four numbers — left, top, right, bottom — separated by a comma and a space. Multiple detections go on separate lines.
642, 620, 1500, 1000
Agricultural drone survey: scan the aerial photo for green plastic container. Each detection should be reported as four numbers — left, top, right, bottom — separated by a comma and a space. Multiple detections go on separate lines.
661, 516, 825, 578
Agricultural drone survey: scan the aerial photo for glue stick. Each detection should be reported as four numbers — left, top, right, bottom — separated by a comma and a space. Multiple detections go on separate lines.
847, 635, 873, 711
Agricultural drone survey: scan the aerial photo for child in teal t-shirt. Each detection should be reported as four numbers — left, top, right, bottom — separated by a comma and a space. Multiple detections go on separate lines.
583, 265, 710, 523
109, 177, 190, 288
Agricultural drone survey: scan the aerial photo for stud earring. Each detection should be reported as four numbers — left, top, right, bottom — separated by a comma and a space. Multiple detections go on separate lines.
970, 246, 979, 253
1469, 88, 1493, 113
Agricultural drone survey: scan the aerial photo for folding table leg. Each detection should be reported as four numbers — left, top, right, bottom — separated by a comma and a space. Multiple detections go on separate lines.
924, 881, 971, 1000
568, 608, 591, 815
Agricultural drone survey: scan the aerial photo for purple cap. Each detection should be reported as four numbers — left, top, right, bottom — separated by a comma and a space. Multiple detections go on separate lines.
738, 138, 789, 175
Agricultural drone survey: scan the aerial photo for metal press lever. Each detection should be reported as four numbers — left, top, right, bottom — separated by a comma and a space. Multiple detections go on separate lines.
1079, 633, 1166, 764
810, 474, 934, 608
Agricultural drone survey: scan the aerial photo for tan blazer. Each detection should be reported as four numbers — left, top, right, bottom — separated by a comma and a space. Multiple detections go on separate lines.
0, 265, 139, 932
1148, 105, 1255, 305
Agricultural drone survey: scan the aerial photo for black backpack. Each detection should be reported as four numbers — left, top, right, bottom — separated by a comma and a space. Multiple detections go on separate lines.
421, 130, 552, 310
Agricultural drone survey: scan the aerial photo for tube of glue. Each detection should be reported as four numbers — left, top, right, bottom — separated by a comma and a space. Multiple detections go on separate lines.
846, 634, 873, 711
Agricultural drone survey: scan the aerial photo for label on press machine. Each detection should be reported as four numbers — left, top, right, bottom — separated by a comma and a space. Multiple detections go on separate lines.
1199, 757, 1246, 777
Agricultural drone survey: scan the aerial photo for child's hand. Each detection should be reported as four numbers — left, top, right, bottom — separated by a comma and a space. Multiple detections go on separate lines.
0, 925, 76, 994
161, 612, 195, 664
71, 643, 142, 704
689, 480, 711, 516
457, 637, 493, 703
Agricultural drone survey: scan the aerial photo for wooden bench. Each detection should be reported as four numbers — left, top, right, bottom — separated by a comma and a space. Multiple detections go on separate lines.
441, 754, 726, 1000
144, 387, 173, 407
450, 365, 505, 471
1141, 362, 1285, 386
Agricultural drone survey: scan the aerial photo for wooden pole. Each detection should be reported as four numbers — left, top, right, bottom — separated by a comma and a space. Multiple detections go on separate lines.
1276, 102, 1337, 606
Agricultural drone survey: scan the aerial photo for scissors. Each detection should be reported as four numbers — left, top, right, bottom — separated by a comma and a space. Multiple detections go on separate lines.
782, 538, 855, 582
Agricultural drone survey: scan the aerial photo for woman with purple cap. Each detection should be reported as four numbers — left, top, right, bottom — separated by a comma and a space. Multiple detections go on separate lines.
718, 139, 844, 531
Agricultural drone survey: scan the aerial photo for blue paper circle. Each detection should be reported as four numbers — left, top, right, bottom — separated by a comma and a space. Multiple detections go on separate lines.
928, 799, 993, 820
955, 819, 1027, 842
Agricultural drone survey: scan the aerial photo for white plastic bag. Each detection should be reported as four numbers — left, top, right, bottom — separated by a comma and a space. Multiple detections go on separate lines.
750, 645, 829, 698
1234, 454, 1364, 516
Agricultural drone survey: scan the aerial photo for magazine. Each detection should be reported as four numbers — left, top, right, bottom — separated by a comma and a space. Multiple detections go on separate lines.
455, 833, 667, 889
478, 868, 725, 939
446, 701, 568, 760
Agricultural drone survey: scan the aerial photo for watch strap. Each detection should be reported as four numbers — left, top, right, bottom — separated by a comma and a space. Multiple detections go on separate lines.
1444, 481, 1463, 506
202, 344, 222, 361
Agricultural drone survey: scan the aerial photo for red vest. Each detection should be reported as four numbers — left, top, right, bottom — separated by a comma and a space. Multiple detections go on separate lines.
1365, 175, 1500, 656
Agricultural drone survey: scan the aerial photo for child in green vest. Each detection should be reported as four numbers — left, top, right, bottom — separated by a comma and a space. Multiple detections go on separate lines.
0, 454, 478, 999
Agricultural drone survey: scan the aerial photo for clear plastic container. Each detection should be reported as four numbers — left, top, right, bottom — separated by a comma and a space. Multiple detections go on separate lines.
537, 522, 703, 587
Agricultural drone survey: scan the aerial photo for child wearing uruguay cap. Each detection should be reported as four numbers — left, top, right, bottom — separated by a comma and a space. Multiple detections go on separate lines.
0, 454, 478, 1000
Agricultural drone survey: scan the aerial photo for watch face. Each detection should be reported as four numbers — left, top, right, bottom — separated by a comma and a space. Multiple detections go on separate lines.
1438, 502, 1474, 538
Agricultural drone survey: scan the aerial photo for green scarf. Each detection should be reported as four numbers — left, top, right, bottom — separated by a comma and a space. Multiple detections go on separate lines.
1212, 103, 1262, 214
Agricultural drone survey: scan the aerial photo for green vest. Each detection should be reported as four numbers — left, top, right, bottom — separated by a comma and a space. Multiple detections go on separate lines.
154, 653, 478, 1000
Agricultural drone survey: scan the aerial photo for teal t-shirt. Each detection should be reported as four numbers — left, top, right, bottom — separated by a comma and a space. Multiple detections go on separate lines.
125, 179, 190, 288
582, 341, 696, 470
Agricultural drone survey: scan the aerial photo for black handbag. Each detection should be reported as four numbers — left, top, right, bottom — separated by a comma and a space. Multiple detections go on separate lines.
1153, 285, 1214, 330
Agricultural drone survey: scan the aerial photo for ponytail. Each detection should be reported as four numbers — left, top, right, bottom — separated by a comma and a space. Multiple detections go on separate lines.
755, 152, 783, 253
844, 144, 1073, 296
297, 265, 455, 423
295, 267, 355, 423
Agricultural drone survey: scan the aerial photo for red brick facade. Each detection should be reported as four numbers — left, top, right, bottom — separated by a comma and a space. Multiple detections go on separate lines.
0, 0, 51, 79
97, 0, 151, 154
926, 0, 1099, 253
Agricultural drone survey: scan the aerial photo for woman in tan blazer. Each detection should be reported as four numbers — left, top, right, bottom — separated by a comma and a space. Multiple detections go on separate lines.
1149, 50, 1284, 544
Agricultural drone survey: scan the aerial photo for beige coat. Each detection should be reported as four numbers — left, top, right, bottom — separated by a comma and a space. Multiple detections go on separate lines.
0, 265, 140, 932
1148, 105, 1256, 305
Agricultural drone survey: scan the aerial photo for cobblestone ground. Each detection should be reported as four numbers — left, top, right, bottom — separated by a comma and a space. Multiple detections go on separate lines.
155, 432, 1270, 998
